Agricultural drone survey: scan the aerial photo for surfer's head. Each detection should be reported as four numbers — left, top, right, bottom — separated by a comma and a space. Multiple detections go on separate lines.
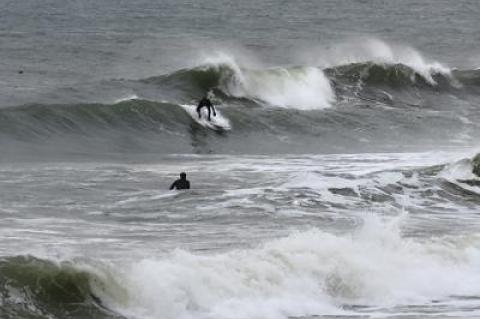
180, 172, 187, 179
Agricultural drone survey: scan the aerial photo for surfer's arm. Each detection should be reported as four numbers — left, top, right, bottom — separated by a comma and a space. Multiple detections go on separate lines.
169, 181, 177, 190
186, 181, 190, 189
212, 105, 217, 116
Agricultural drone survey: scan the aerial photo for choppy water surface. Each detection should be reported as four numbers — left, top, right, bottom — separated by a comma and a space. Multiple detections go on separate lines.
1, 0, 480, 318
2, 153, 480, 319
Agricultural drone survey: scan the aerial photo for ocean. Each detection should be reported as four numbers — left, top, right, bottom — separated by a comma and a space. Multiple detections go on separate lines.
1, 1, 480, 318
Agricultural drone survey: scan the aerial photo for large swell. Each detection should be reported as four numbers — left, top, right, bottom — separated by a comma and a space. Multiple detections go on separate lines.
1, 42, 480, 159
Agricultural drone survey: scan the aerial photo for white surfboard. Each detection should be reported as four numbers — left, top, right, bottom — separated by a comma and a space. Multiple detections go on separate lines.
181, 104, 231, 131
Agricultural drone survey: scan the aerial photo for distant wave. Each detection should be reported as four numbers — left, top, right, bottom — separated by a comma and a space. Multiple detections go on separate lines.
327, 62, 453, 88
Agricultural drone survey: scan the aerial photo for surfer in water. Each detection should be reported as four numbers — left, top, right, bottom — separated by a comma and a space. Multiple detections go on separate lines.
169, 172, 190, 190
196, 94, 216, 121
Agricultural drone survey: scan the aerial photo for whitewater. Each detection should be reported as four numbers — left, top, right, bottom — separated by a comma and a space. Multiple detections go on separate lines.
3, 152, 480, 319
1, 1, 480, 319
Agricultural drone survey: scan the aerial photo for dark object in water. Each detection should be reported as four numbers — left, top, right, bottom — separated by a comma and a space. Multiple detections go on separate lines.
170, 172, 190, 190
473, 154, 480, 177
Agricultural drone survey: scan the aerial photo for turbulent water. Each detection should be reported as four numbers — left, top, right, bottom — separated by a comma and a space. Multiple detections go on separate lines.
1, 1, 480, 319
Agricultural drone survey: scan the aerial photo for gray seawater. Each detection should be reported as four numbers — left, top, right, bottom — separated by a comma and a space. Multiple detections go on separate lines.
1, 1, 480, 319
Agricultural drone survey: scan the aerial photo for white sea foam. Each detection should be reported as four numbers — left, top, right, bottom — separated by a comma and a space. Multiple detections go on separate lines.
438, 155, 480, 195
97, 215, 480, 319
439, 153, 480, 181
201, 52, 335, 110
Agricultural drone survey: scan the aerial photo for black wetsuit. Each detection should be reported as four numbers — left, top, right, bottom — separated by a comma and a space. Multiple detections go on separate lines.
196, 97, 216, 121
169, 178, 190, 190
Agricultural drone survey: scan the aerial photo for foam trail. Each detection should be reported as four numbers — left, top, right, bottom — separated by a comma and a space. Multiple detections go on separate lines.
101, 215, 480, 319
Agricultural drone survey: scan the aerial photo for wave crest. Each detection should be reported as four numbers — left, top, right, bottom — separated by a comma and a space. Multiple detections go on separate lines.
328, 62, 453, 87
0, 255, 121, 319
106, 217, 480, 319
148, 53, 335, 110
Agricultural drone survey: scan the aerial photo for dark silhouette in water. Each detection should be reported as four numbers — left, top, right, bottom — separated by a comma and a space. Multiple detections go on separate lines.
197, 96, 216, 121
169, 172, 190, 190
473, 154, 480, 177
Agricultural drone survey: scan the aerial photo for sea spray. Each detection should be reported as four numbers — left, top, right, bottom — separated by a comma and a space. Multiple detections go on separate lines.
305, 38, 451, 85
102, 215, 480, 319
200, 52, 335, 109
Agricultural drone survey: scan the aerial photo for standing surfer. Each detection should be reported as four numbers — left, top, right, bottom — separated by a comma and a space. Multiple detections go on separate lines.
196, 94, 216, 121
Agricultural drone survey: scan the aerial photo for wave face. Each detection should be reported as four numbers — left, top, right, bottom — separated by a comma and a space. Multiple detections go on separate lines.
327, 62, 448, 88
0, 101, 469, 159
0, 256, 122, 319
1, 44, 480, 159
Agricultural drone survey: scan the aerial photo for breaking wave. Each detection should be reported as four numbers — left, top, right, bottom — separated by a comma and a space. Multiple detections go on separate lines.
1, 43, 480, 158
4, 216, 480, 319
114, 220, 480, 319
309, 38, 452, 85
327, 62, 454, 88
146, 53, 335, 110
144, 53, 477, 110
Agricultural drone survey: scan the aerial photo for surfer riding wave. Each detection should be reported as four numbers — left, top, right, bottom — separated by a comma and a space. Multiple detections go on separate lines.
197, 93, 216, 121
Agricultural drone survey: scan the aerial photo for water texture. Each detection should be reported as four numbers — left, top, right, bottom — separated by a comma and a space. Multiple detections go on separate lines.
1, 1, 480, 318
